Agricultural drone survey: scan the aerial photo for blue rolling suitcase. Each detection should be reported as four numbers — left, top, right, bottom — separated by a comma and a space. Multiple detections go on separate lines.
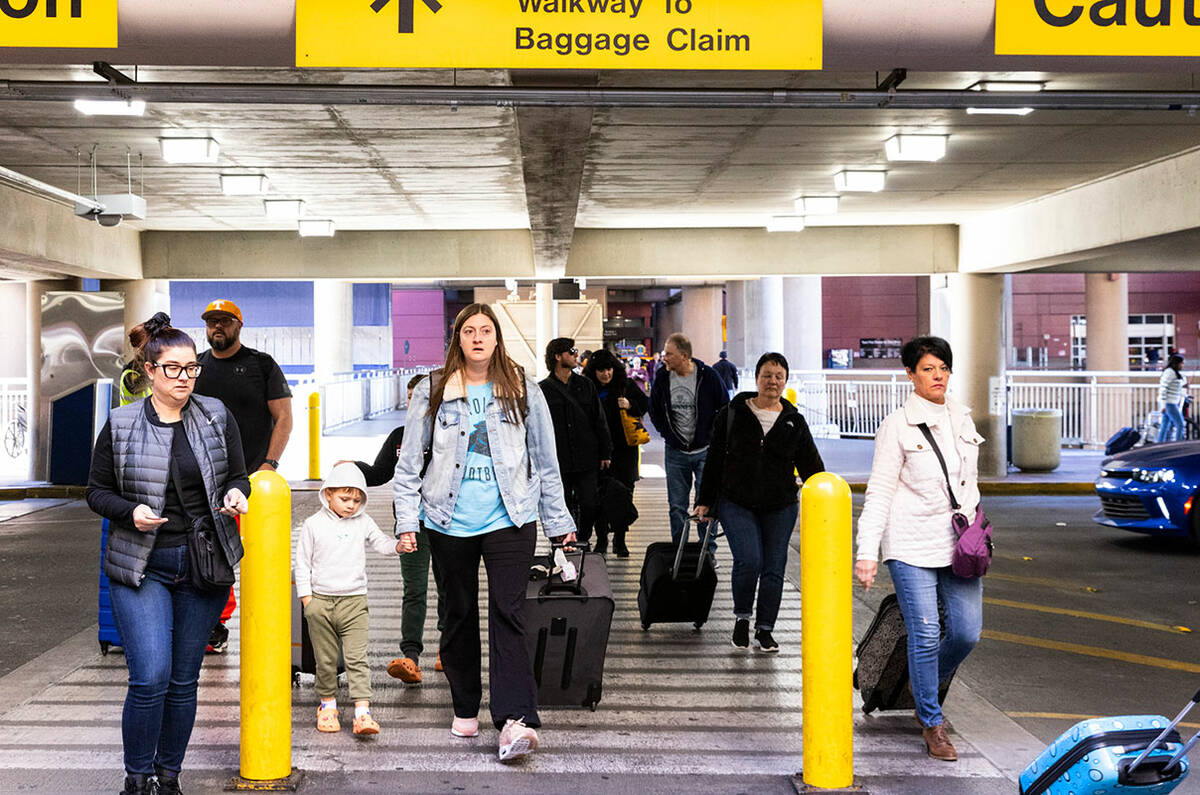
98, 519, 122, 654
1019, 690, 1199, 795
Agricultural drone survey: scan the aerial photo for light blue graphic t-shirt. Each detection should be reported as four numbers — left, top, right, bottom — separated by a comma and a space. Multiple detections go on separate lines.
447, 383, 516, 537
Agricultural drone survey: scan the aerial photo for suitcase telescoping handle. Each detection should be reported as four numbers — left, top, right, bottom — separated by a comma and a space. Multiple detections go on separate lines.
1128, 688, 1200, 773
672, 516, 718, 580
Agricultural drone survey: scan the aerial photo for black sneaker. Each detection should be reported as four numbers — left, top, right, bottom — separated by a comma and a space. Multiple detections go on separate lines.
206, 622, 229, 655
731, 619, 750, 650
754, 629, 780, 653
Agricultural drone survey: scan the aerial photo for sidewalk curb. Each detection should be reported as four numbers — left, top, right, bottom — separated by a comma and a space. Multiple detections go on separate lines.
0, 626, 97, 723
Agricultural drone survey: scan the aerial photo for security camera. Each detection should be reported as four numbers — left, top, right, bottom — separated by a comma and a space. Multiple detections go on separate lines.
95, 214, 123, 227
74, 193, 146, 226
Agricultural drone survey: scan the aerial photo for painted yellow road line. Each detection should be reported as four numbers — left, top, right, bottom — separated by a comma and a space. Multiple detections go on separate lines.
987, 572, 1099, 592
1007, 712, 1200, 730
983, 597, 1191, 634
982, 630, 1200, 674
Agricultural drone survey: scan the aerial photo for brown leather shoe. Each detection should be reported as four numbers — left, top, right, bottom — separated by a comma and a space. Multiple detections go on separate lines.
922, 724, 957, 761
387, 657, 422, 684
434, 651, 443, 672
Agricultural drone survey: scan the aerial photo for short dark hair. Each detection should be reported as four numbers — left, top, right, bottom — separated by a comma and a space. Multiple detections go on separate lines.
545, 337, 575, 372
406, 374, 426, 391
754, 351, 789, 378
901, 336, 953, 372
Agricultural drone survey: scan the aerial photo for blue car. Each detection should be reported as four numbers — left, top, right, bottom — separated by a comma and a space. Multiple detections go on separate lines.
1094, 440, 1200, 546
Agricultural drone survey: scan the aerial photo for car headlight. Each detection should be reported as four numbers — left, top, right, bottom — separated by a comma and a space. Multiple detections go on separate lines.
1133, 468, 1175, 483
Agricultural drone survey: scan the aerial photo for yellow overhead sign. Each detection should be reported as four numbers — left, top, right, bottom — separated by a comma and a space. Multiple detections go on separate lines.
296, 0, 821, 70
0, 0, 117, 48
997, 0, 1200, 55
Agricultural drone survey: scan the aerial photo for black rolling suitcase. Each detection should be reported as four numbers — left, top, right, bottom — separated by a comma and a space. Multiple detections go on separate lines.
524, 546, 614, 710
853, 592, 952, 714
637, 517, 719, 631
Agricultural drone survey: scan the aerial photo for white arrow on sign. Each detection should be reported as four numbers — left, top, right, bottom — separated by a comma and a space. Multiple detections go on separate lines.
370, 0, 443, 34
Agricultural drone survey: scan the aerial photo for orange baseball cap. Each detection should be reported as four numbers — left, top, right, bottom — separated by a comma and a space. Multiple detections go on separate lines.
201, 299, 243, 323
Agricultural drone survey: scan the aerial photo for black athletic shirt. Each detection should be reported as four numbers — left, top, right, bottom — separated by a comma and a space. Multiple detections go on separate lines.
194, 345, 292, 471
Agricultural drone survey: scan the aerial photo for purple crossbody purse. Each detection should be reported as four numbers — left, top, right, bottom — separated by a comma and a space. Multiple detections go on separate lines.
916, 423, 994, 578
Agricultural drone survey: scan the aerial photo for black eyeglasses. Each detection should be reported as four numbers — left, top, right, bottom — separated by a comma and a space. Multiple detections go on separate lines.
569, 348, 579, 355
152, 363, 202, 379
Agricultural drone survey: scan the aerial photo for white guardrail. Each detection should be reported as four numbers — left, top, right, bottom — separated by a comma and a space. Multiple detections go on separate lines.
736, 369, 1199, 448
291, 367, 433, 433
1, 377, 29, 460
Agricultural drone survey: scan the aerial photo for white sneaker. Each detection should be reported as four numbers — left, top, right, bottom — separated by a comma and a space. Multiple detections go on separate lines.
497, 717, 539, 762
450, 716, 479, 738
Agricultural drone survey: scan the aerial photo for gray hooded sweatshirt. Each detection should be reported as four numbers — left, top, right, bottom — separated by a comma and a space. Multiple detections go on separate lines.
294, 462, 398, 598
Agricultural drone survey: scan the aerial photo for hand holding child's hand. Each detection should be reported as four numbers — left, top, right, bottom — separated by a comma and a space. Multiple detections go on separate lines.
301, 595, 312, 608
397, 532, 418, 554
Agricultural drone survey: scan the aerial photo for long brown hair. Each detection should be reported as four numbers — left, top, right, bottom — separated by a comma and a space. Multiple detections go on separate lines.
428, 303, 527, 423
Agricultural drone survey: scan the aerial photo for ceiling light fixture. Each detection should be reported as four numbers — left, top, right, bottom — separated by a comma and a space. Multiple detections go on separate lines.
766, 215, 806, 233
298, 218, 335, 237
795, 196, 839, 216
884, 134, 948, 162
159, 137, 220, 164
220, 174, 270, 195
74, 98, 146, 116
263, 199, 305, 219
833, 170, 886, 192
965, 106, 1035, 116
968, 80, 1046, 92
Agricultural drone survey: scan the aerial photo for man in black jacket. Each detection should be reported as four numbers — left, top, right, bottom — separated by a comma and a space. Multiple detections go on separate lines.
539, 338, 612, 544
713, 351, 739, 397
648, 332, 729, 552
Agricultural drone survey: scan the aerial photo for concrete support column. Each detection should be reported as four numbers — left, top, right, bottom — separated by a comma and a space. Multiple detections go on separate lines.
312, 280, 353, 381
724, 281, 746, 367
929, 275, 952, 340
535, 282, 553, 379
743, 277, 785, 366
948, 274, 1008, 478
27, 282, 46, 482
680, 286, 723, 364
783, 276, 823, 372
0, 283, 28, 378
103, 279, 170, 354
1085, 273, 1130, 445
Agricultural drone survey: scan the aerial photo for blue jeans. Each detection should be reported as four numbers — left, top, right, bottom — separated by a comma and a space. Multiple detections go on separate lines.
665, 446, 715, 553
886, 560, 983, 728
1158, 402, 1184, 442
109, 544, 229, 776
719, 499, 797, 631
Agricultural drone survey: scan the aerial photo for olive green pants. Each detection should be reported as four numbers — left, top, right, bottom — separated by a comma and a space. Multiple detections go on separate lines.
304, 594, 371, 701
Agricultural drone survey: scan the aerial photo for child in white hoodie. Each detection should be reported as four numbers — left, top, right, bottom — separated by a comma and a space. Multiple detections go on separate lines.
295, 463, 416, 735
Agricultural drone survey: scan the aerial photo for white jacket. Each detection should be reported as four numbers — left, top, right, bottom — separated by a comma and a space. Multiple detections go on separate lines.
856, 393, 984, 569
294, 463, 398, 598
1159, 368, 1187, 405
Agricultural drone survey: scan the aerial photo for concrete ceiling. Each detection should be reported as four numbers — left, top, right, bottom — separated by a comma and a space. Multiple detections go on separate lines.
2, 66, 1200, 279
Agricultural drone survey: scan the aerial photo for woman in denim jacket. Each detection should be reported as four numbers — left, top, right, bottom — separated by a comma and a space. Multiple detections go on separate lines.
392, 303, 576, 763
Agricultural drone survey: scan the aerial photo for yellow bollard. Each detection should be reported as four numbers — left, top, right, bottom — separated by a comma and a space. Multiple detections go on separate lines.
800, 472, 854, 790
785, 386, 798, 405
307, 391, 320, 481
238, 470, 294, 785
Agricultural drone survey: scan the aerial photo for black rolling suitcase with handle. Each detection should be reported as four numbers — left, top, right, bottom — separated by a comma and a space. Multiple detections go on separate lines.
524, 545, 614, 710
637, 517, 719, 631
853, 592, 952, 713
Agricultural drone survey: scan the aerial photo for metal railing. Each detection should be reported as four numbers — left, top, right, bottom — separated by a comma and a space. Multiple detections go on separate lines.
293, 367, 432, 433
0, 377, 29, 459
736, 369, 1199, 448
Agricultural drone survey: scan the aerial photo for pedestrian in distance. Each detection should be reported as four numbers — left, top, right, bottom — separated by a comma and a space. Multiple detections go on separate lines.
695, 352, 824, 653
648, 332, 730, 555
338, 373, 447, 685
713, 350, 740, 398
392, 304, 577, 762
192, 298, 293, 654
1157, 353, 1189, 443
583, 348, 650, 556
539, 337, 612, 545
85, 313, 250, 795
294, 462, 417, 737
855, 336, 985, 763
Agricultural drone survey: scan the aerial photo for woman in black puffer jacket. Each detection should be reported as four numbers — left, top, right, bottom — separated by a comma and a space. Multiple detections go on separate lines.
695, 352, 824, 654
583, 349, 649, 556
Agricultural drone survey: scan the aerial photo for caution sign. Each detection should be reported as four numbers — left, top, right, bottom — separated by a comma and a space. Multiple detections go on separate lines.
0, 0, 117, 48
296, 0, 821, 70
997, 0, 1200, 55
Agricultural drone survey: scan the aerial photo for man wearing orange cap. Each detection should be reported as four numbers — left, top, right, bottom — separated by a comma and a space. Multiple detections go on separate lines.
194, 299, 294, 653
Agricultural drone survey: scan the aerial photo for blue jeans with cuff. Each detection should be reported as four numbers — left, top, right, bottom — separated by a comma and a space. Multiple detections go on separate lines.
110, 543, 229, 776
1158, 402, 1184, 442
719, 499, 797, 631
885, 559, 983, 728
665, 446, 715, 554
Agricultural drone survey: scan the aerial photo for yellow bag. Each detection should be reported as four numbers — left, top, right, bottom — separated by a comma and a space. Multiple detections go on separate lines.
620, 408, 650, 446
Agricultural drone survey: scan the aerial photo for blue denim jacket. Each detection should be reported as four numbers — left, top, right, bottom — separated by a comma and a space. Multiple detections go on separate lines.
392, 370, 576, 538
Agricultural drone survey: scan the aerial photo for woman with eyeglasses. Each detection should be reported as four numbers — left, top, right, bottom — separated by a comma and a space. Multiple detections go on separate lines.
694, 352, 824, 654
86, 312, 250, 795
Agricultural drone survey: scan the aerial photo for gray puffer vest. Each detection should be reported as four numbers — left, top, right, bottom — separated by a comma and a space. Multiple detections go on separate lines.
105, 395, 244, 587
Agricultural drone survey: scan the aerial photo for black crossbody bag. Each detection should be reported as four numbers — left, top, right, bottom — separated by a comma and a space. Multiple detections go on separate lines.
170, 459, 236, 592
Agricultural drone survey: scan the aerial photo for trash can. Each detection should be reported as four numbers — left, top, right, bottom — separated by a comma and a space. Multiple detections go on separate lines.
1011, 408, 1062, 472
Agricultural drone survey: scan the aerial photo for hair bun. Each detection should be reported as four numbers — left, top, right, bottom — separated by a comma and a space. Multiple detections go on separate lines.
143, 312, 172, 338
